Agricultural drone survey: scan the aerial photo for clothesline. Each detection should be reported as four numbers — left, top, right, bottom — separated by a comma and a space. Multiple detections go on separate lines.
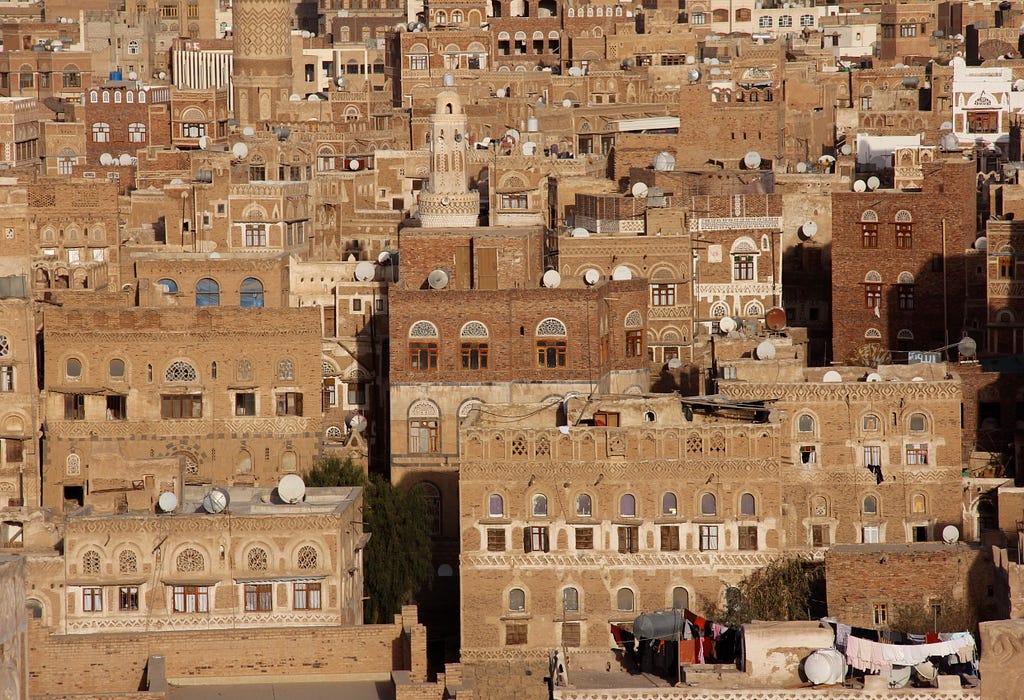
821, 618, 976, 674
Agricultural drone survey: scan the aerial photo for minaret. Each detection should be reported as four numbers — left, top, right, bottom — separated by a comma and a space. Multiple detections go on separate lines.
231, 0, 293, 126
418, 91, 479, 228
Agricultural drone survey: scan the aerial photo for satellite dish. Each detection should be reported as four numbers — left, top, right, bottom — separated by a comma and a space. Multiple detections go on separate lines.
867, 175, 881, 190
349, 413, 368, 432
242, 126, 255, 136
202, 487, 230, 514
442, 72, 455, 87
522, 141, 537, 156
232, 142, 249, 159
336, 76, 347, 87
940, 133, 960, 151
496, 88, 507, 97
127, 71, 138, 80
822, 370, 843, 383
198, 135, 210, 149
755, 340, 776, 360
157, 491, 178, 513
801, 221, 818, 238
277, 474, 306, 504
853, 179, 867, 192
975, 236, 988, 251
118, 153, 132, 166
307, 93, 320, 101
796, 162, 807, 173
653, 151, 676, 171
542, 270, 562, 288
568, 67, 583, 77
958, 336, 977, 358
687, 68, 701, 81
428, 269, 450, 289
840, 143, 852, 155
719, 317, 737, 333
942, 525, 960, 544
349, 159, 361, 170
743, 151, 762, 169
99, 153, 113, 165
631, 182, 649, 198
158, 71, 167, 79
583, 269, 600, 285
562, 98, 572, 108
377, 250, 392, 264
804, 649, 847, 686
506, 128, 521, 142
866, 372, 883, 382
611, 265, 632, 281
765, 307, 787, 331
289, 93, 302, 101
354, 261, 375, 282
570, 227, 590, 238
914, 661, 938, 683
668, 358, 683, 370
940, 120, 953, 131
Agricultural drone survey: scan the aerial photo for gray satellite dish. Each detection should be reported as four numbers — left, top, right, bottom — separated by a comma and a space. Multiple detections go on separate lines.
428, 269, 450, 289
157, 491, 178, 513
232, 142, 249, 159
611, 265, 632, 281
942, 525, 960, 544
958, 336, 977, 358
118, 153, 132, 166
801, 220, 818, 238
198, 135, 211, 149
242, 126, 255, 136
99, 153, 113, 165
542, 270, 562, 288
840, 143, 852, 155
336, 76, 347, 87
755, 340, 776, 360
940, 133, 959, 151
289, 93, 302, 101
496, 88, 507, 98
975, 236, 988, 251
743, 151, 762, 169
867, 176, 880, 190
631, 182, 649, 198
377, 250, 392, 264
570, 227, 590, 238
202, 487, 230, 513
568, 67, 583, 77
354, 261, 375, 282
653, 151, 676, 171
718, 316, 737, 333
853, 179, 867, 192
583, 269, 600, 285
940, 120, 953, 131
796, 162, 807, 173
687, 68, 701, 81
277, 474, 306, 504
350, 413, 367, 432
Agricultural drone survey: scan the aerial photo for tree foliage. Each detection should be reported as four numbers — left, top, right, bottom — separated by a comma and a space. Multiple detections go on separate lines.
704, 555, 826, 628
304, 457, 434, 623
889, 594, 976, 636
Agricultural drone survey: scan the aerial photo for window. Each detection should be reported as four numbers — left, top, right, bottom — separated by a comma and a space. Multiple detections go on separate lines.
487, 528, 506, 551
245, 583, 273, 612
82, 587, 103, 612
873, 602, 888, 626
864, 445, 882, 467
347, 382, 365, 406
911, 493, 927, 513
196, 278, 220, 307
914, 525, 929, 542
158, 278, 178, 294
165, 361, 197, 383
562, 622, 581, 647
900, 22, 916, 37
662, 492, 678, 516
410, 55, 428, 70
651, 283, 675, 306
525, 526, 550, 552
738, 525, 758, 550
619, 493, 636, 517
173, 585, 209, 613
127, 39, 139, 55
800, 13, 814, 26
182, 122, 206, 139
119, 586, 139, 611
626, 330, 643, 357
235, 392, 256, 416
505, 622, 528, 645
409, 419, 438, 453
862, 221, 878, 248
461, 342, 488, 369
161, 394, 202, 419
863, 414, 880, 431
64, 394, 85, 420
906, 443, 928, 465
865, 283, 882, 309
488, 494, 504, 517
240, 278, 264, 307
700, 493, 717, 516
92, 123, 110, 143
4, 440, 23, 463
909, 413, 927, 432
863, 495, 878, 515
243, 223, 268, 247
811, 524, 829, 547
800, 445, 817, 465
532, 494, 548, 517
410, 342, 438, 371
660, 525, 680, 551
896, 222, 913, 249
740, 493, 756, 516
617, 526, 639, 553
294, 582, 321, 610
500, 194, 528, 209
968, 111, 998, 134
536, 339, 566, 367
106, 395, 126, 420
758, 15, 773, 27
699, 525, 719, 551
276, 392, 303, 416
672, 587, 689, 610
575, 527, 594, 549
509, 588, 526, 612
0, 366, 12, 392
999, 254, 1016, 279
109, 359, 125, 379
616, 588, 634, 612
64, 70, 81, 87
576, 493, 592, 517
797, 414, 815, 433
732, 255, 755, 281
128, 122, 146, 143
779, 14, 793, 27
898, 284, 914, 310
66, 357, 82, 379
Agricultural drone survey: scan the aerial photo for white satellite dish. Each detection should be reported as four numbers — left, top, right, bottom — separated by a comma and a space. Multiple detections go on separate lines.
631, 182, 649, 198
354, 261, 375, 282
428, 269, 450, 289
687, 68, 701, 82
118, 153, 132, 166
755, 340, 776, 360
442, 72, 455, 87
158, 71, 167, 79
99, 153, 113, 165
506, 128, 520, 142
867, 175, 880, 190
349, 159, 361, 170
289, 93, 302, 101
718, 316, 737, 333
866, 372, 883, 382
277, 474, 306, 504
912, 376, 925, 382
940, 133, 960, 151
157, 491, 178, 513
942, 525, 960, 544
568, 67, 583, 77
570, 227, 589, 238
801, 220, 818, 238
853, 179, 867, 192
958, 336, 977, 358
127, 71, 138, 80
840, 143, 852, 155
804, 649, 847, 686
307, 93, 320, 101
743, 151, 762, 169
232, 142, 249, 159
542, 270, 562, 288
822, 370, 843, 383
242, 126, 255, 136
653, 151, 676, 171
940, 120, 953, 131
496, 88, 507, 98
377, 250, 392, 264
667, 358, 682, 369
522, 141, 537, 156
202, 487, 230, 513
975, 236, 988, 251
349, 413, 367, 432
611, 265, 632, 281
583, 269, 600, 285
796, 162, 807, 173
198, 135, 211, 149
336, 76, 347, 87
562, 98, 572, 108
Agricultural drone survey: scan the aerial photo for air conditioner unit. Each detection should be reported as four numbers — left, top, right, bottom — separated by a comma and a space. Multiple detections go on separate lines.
83, 171, 96, 178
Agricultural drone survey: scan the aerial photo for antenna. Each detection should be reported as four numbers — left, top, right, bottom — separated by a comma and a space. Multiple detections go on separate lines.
765, 307, 787, 331
743, 151, 762, 169
631, 182, 649, 198
542, 270, 562, 288
942, 525, 960, 544
157, 491, 178, 513
277, 474, 306, 504
754, 340, 776, 360
349, 413, 367, 433
99, 153, 113, 166
198, 135, 211, 150
801, 221, 818, 238
853, 179, 867, 192
232, 142, 249, 159
718, 316, 737, 333
958, 336, 977, 358
354, 261, 375, 282
822, 370, 843, 383
975, 236, 988, 251
570, 227, 590, 238
866, 175, 880, 191
377, 250, 392, 264
611, 265, 632, 281
865, 372, 883, 382
202, 487, 230, 513
653, 152, 676, 171
428, 269, 450, 289
583, 269, 600, 286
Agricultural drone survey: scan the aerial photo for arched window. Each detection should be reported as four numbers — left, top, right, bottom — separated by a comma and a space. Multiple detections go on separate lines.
740, 493, 755, 516
66, 357, 82, 379
909, 413, 927, 432
128, 122, 146, 143
863, 414, 880, 431
700, 493, 717, 516
861, 210, 879, 248
297, 545, 318, 569
83, 550, 101, 574
912, 493, 927, 513
797, 414, 815, 433
418, 482, 442, 534
158, 278, 178, 293
461, 321, 489, 370
619, 493, 636, 517
509, 588, 526, 611
196, 278, 220, 306
536, 318, 567, 368
863, 495, 878, 514
109, 358, 126, 379
128, 39, 139, 54
92, 122, 110, 142
563, 587, 579, 611
0, 336, 9, 358
488, 493, 504, 517
575, 493, 592, 516
247, 546, 269, 570
240, 277, 264, 307
165, 361, 197, 382
662, 492, 678, 515
277, 359, 294, 380
176, 547, 204, 572
408, 399, 440, 453
118, 549, 137, 573
616, 587, 634, 612
758, 15, 773, 27
672, 586, 689, 610
532, 493, 548, 517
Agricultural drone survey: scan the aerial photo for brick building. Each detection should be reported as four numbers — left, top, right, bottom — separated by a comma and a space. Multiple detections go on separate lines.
0, 554, 29, 700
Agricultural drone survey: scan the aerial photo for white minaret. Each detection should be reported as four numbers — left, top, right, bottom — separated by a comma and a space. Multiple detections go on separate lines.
418, 91, 479, 228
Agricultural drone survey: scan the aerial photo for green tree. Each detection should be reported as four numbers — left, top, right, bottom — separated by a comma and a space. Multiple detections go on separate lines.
304, 457, 434, 624
704, 555, 825, 628
889, 594, 976, 637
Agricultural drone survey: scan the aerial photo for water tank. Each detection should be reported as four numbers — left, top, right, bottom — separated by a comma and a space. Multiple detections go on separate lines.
109, 70, 123, 81
804, 649, 847, 685
633, 610, 685, 640
527, 116, 539, 132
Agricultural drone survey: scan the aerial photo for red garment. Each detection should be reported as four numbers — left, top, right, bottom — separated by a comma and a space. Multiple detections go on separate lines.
926, 633, 940, 644
700, 637, 713, 662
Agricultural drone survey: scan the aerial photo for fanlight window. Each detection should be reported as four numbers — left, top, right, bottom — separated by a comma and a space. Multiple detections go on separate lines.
247, 546, 269, 570
410, 321, 439, 337
536, 318, 567, 336
83, 550, 101, 574
297, 545, 318, 569
119, 550, 137, 573
176, 548, 204, 572
166, 361, 197, 382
